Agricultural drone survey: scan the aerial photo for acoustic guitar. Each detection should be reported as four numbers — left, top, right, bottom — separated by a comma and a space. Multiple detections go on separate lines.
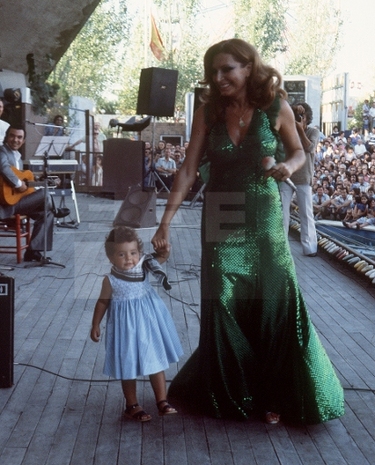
0, 166, 47, 206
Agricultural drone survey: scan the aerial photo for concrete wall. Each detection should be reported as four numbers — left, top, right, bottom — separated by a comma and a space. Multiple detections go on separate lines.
140, 122, 186, 148
0, 0, 101, 74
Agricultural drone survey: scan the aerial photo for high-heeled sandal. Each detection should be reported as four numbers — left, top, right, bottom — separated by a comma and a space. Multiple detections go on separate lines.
265, 411, 280, 425
156, 400, 177, 416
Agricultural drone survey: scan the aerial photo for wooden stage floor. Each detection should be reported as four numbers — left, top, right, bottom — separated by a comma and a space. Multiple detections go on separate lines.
0, 192, 374, 465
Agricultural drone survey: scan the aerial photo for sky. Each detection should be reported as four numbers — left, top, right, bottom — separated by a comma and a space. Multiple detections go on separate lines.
133, 0, 375, 97
334, 0, 375, 97
336, 0, 374, 73
203, 0, 375, 96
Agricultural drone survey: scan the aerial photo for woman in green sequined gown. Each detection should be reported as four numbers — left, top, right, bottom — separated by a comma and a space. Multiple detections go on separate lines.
152, 39, 344, 424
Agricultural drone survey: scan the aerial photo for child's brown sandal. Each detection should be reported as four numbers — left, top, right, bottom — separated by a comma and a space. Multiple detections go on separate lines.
156, 400, 177, 416
124, 403, 151, 422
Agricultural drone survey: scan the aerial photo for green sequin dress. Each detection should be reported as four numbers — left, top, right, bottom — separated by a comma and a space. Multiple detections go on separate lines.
168, 99, 345, 424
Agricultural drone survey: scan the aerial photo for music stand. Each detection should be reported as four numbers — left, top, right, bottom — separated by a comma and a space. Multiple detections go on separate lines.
25, 142, 65, 268
34, 136, 70, 157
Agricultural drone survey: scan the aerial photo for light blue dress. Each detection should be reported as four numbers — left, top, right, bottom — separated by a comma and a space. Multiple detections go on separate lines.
103, 268, 183, 380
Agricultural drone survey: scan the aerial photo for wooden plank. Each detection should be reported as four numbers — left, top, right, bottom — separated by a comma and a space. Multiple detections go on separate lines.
306, 423, 347, 465
0, 366, 41, 450
244, 421, 281, 465
203, 417, 234, 465
69, 385, 107, 464
44, 383, 90, 465
21, 377, 72, 465
340, 390, 375, 462
126, 383, 164, 465
323, 416, 372, 465
286, 425, 326, 465
266, 424, 303, 465
0, 447, 26, 465
163, 414, 189, 465
224, 420, 257, 465
91, 382, 123, 465
181, 414, 211, 465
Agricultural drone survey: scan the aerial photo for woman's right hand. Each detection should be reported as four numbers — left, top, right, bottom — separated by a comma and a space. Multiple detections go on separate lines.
151, 223, 170, 251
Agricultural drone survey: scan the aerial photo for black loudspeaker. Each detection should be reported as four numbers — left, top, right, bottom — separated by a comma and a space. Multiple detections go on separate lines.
0, 276, 14, 388
137, 68, 178, 117
113, 185, 157, 228
103, 139, 144, 200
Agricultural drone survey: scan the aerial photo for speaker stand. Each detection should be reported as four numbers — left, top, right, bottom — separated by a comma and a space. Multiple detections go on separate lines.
189, 183, 206, 208
147, 168, 170, 193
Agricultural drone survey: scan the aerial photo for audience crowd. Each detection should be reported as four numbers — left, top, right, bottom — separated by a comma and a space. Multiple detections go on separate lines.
144, 129, 375, 230
145, 128, 375, 231
143, 140, 198, 192
306, 126, 375, 230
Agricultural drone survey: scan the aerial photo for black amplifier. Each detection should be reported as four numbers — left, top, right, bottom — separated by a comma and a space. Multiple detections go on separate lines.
0, 275, 14, 388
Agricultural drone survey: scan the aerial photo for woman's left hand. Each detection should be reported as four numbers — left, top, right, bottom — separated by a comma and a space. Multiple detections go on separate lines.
154, 240, 171, 259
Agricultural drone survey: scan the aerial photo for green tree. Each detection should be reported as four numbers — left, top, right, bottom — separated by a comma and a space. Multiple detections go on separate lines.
348, 101, 363, 130
50, 0, 345, 118
116, 18, 150, 114
117, 0, 206, 114
233, 0, 288, 62
284, 0, 342, 77
156, 21, 207, 111
54, 0, 129, 110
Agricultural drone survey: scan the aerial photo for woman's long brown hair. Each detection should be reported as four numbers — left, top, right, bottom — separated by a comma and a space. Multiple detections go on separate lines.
198, 38, 287, 122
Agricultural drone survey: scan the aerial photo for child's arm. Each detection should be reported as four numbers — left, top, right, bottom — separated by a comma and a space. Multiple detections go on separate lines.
352, 205, 360, 219
153, 240, 171, 265
358, 204, 367, 218
90, 276, 112, 342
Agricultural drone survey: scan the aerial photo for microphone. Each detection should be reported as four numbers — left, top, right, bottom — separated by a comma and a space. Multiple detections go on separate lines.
262, 156, 297, 192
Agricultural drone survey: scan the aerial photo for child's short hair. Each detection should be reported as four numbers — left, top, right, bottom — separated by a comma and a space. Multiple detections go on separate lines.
105, 227, 143, 259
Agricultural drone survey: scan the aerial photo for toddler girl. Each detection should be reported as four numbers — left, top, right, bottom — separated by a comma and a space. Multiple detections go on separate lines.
91, 226, 183, 422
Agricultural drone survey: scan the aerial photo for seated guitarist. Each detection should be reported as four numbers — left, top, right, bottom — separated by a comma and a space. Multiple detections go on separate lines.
0, 125, 69, 262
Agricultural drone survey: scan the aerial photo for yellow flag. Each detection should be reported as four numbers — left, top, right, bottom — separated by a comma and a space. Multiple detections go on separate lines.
150, 14, 165, 61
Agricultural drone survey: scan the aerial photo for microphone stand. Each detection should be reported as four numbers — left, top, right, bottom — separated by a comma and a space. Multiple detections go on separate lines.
26, 142, 65, 268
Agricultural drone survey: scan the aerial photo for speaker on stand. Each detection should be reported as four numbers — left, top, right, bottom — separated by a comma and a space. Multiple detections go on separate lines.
136, 67, 179, 193
113, 185, 157, 228
137, 68, 178, 117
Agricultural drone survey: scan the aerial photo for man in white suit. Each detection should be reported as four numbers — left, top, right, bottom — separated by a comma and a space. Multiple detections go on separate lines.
279, 103, 319, 257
